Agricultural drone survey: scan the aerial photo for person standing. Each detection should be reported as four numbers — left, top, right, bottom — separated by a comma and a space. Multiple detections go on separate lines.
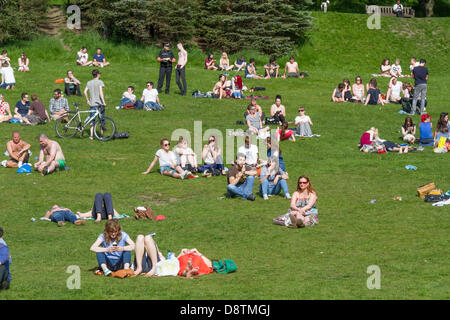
84, 69, 106, 139
175, 43, 188, 96
157, 43, 176, 94
411, 59, 428, 116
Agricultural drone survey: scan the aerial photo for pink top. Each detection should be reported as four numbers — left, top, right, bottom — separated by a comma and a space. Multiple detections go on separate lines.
278, 129, 293, 141
0, 102, 10, 115
360, 132, 372, 146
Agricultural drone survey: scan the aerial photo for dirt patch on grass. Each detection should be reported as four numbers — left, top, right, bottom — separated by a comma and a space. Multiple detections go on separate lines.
138, 192, 192, 206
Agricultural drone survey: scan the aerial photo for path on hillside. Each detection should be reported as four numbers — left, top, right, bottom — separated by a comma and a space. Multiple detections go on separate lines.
38, 5, 72, 51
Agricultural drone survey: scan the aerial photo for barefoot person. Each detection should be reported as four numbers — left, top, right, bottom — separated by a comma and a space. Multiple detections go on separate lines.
177, 248, 213, 278
282, 56, 301, 78
133, 234, 164, 277
76, 193, 120, 223
34, 134, 66, 176
3, 131, 30, 168
43, 205, 86, 227
289, 175, 319, 228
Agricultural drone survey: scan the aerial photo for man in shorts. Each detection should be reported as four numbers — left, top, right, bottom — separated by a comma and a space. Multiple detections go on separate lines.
2, 131, 31, 168
76, 46, 93, 66
34, 134, 67, 176
264, 57, 280, 79
92, 48, 110, 68
282, 57, 301, 78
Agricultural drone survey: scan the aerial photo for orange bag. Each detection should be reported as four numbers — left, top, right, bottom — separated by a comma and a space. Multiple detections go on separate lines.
111, 269, 135, 278
54, 79, 64, 83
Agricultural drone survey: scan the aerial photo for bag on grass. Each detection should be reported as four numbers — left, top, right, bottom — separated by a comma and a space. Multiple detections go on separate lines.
212, 259, 237, 274
417, 182, 436, 199
113, 131, 130, 139
134, 206, 154, 220
111, 269, 135, 278
155, 256, 180, 276
122, 103, 135, 110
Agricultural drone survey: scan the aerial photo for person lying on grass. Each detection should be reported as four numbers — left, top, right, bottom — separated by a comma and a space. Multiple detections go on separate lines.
289, 175, 319, 228
177, 248, 213, 278
381, 140, 409, 153
142, 138, 192, 179
43, 205, 86, 227
90, 220, 135, 277
76, 192, 121, 223
34, 134, 66, 176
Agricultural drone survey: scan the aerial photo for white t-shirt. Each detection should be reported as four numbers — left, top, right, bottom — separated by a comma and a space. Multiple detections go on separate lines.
391, 64, 402, 75
77, 51, 88, 63
390, 81, 403, 98
295, 115, 311, 124
409, 62, 419, 71
237, 144, 258, 165
1, 66, 15, 83
122, 91, 136, 101
155, 149, 176, 167
142, 88, 158, 103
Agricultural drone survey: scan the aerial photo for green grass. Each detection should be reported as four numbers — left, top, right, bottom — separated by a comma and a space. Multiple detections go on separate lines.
0, 12, 449, 300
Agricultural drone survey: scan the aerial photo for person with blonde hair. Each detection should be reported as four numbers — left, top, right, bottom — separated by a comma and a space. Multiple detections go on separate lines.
219, 52, 233, 71
17, 53, 30, 72
90, 220, 135, 276
174, 137, 198, 172
289, 176, 318, 228
360, 127, 379, 152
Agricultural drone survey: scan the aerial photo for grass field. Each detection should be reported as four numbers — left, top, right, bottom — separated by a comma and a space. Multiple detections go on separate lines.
0, 12, 449, 300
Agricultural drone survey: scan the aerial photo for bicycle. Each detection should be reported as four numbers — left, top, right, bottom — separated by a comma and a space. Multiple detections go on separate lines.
55, 103, 117, 142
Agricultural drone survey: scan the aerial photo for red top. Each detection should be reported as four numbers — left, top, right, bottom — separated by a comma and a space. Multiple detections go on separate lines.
177, 253, 213, 276
360, 132, 372, 146
278, 129, 293, 141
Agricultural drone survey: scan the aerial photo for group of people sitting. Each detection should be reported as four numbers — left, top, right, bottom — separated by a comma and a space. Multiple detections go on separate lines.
90, 220, 213, 278
205, 53, 307, 80
117, 82, 164, 111
372, 57, 418, 78
1, 131, 67, 176
359, 112, 449, 152
76, 47, 110, 68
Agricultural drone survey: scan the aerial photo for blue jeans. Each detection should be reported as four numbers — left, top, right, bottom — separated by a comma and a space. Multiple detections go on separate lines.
92, 193, 114, 220
145, 101, 162, 111
50, 210, 78, 224
259, 178, 289, 197
89, 105, 105, 124
119, 98, 133, 108
96, 251, 131, 272
227, 176, 255, 199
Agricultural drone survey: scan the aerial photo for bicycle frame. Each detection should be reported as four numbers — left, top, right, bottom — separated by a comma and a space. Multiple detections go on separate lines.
68, 106, 103, 132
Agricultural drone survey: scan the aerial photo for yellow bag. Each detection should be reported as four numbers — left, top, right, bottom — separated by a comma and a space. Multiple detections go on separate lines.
417, 182, 435, 199
437, 136, 447, 149
428, 189, 442, 196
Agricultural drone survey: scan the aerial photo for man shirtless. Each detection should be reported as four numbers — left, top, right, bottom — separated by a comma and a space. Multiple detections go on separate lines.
282, 57, 301, 79
3, 131, 31, 168
34, 134, 66, 176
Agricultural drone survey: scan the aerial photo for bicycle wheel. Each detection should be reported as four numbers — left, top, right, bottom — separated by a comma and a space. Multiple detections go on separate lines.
55, 116, 80, 139
94, 116, 116, 141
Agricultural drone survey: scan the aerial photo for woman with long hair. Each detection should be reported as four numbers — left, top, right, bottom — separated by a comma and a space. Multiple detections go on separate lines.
219, 52, 233, 71
352, 76, 365, 102
401, 116, 416, 144
266, 137, 285, 172
277, 121, 295, 142
270, 95, 286, 125
174, 137, 199, 173
289, 176, 318, 228
18, 53, 29, 72
213, 74, 227, 99
90, 220, 135, 276
434, 112, 449, 142
205, 53, 218, 70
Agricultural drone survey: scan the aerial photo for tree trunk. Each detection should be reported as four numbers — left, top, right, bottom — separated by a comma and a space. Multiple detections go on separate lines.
424, 0, 435, 17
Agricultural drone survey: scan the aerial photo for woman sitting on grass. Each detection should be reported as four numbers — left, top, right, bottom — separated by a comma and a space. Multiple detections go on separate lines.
200, 135, 226, 175
331, 83, 344, 102
270, 95, 286, 125
434, 112, 449, 145
364, 78, 384, 106
277, 122, 295, 142
246, 104, 270, 136
90, 220, 135, 277
204, 53, 218, 71
343, 78, 353, 101
17, 53, 29, 72
401, 117, 416, 144
419, 114, 434, 146
0, 94, 12, 123
212, 74, 226, 99
289, 175, 319, 228
360, 127, 379, 152
133, 234, 165, 277
352, 76, 365, 103
266, 137, 285, 172
219, 52, 234, 71
294, 107, 314, 137
372, 58, 391, 77
142, 138, 192, 179
174, 137, 199, 173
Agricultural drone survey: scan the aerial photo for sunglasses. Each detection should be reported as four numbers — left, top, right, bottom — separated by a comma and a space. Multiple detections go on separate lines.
299, 181, 308, 184
163, 143, 170, 146
209, 139, 215, 142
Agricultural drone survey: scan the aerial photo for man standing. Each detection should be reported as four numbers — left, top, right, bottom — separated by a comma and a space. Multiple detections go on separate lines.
2, 131, 30, 168
157, 43, 176, 94
34, 134, 66, 176
175, 43, 188, 96
411, 59, 428, 115
226, 153, 257, 201
84, 69, 106, 139
49, 89, 69, 120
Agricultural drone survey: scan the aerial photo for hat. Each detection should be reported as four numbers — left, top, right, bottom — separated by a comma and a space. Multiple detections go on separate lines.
164, 43, 170, 47
155, 215, 166, 221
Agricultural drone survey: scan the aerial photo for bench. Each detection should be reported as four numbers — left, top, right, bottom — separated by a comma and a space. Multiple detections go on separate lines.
366, 5, 415, 18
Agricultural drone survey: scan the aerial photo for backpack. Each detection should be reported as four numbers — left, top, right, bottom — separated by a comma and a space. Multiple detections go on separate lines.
134, 206, 155, 220
113, 131, 130, 139
122, 103, 135, 110
212, 259, 237, 274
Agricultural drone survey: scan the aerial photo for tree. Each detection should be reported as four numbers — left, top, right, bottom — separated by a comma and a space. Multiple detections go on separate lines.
196, 0, 312, 57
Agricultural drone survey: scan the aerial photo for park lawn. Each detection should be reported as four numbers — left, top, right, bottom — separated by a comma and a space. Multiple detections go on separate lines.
0, 12, 449, 300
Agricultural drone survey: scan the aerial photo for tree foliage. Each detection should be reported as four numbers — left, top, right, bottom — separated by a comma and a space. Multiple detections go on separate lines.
0, 0, 48, 44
